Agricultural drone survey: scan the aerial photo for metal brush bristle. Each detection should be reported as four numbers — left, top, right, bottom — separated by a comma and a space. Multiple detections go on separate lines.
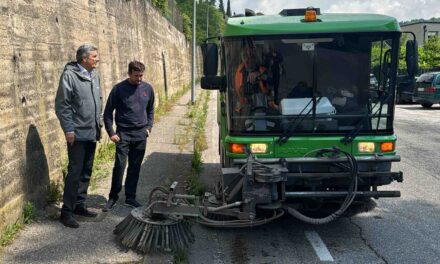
114, 207, 194, 253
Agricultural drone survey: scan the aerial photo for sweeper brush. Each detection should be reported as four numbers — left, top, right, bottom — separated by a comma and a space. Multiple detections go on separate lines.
114, 207, 194, 253
114, 151, 369, 253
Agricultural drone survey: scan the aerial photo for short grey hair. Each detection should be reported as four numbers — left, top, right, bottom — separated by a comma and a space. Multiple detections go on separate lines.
76, 44, 98, 63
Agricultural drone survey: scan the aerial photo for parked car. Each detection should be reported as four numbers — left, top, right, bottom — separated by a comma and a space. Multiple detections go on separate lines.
413, 72, 440, 108
396, 74, 416, 103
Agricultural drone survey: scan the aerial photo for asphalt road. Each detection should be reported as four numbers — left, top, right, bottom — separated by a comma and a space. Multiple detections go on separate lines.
189, 102, 440, 264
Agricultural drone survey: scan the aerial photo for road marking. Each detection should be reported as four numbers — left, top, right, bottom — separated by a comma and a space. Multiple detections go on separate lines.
305, 230, 334, 262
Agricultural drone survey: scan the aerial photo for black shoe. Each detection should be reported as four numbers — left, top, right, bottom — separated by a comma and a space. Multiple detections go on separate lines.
60, 214, 79, 228
73, 207, 97, 217
103, 199, 117, 212
125, 199, 142, 208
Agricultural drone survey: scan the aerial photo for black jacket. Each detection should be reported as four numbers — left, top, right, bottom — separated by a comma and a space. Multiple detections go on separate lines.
104, 79, 155, 137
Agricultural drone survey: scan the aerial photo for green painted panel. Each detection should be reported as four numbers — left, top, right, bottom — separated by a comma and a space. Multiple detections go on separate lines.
224, 13, 400, 37
224, 134, 397, 158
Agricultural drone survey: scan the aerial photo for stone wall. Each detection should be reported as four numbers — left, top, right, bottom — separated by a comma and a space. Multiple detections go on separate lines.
0, 0, 197, 232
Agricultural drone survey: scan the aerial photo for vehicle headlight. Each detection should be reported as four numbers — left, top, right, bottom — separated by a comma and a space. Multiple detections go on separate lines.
250, 143, 267, 154
358, 142, 375, 153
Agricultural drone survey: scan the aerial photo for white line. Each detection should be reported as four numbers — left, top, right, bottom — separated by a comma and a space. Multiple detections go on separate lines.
305, 230, 334, 262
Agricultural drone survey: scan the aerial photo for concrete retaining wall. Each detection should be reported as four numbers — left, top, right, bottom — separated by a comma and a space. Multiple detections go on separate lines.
0, 0, 196, 232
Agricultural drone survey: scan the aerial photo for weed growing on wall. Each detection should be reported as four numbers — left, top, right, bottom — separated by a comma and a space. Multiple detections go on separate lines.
46, 180, 63, 204
0, 202, 35, 248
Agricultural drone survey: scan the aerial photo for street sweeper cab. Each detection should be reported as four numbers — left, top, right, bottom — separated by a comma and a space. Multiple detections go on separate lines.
114, 7, 418, 253
200, 7, 418, 222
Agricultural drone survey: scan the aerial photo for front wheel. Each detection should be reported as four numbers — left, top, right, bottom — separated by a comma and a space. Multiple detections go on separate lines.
422, 103, 433, 108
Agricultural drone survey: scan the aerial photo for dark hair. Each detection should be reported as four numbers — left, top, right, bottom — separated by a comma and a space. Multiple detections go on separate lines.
128, 61, 145, 73
76, 44, 97, 63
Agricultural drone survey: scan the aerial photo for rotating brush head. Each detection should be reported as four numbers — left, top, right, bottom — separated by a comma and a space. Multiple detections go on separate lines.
114, 207, 194, 253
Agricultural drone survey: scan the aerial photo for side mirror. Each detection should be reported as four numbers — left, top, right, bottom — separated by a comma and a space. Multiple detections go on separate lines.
201, 76, 226, 91
201, 43, 219, 76
406, 39, 418, 77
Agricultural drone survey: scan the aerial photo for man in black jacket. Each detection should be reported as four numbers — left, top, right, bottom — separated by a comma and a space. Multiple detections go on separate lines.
103, 61, 155, 211
55, 44, 102, 228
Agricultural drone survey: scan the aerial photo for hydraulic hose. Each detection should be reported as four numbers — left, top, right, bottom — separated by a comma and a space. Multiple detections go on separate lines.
286, 147, 359, 225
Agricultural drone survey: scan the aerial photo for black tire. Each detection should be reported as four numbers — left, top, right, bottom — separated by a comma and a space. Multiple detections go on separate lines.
422, 103, 433, 108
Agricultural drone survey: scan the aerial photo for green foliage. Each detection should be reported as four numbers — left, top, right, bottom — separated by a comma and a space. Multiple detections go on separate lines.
152, 0, 169, 16
0, 223, 21, 247
419, 36, 440, 70
373, 36, 440, 75
181, 13, 192, 41
397, 36, 440, 73
191, 146, 203, 174
218, 0, 225, 16
22, 202, 36, 225
173, 247, 188, 264
46, 180, 63, 204
177, 0, 225, 43
0, 202, 36, 247
156, 83, 191, 121
90, 141, 116, 190
182, 90, 210, 196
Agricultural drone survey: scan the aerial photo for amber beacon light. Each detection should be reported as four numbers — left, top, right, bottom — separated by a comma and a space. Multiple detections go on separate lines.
304, 8, 317, 22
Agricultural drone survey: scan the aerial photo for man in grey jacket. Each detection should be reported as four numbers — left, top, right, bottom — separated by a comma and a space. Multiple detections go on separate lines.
55, 44, 102, 228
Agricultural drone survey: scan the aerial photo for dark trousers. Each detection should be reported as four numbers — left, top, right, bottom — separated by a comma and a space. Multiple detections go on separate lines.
61, 141, 96, 215
109, 136, 147, 201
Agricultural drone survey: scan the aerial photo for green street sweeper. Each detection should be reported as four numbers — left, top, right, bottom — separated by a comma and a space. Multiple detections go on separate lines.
114, 7, 418, 253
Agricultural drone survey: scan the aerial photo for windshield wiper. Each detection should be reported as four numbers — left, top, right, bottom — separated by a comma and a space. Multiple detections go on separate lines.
277, 97, 323, 145
340, 91, 391, 144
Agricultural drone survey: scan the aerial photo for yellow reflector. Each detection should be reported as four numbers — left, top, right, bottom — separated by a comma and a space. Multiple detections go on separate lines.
230, 143, 245, 154
304, 9, 317, 22
250, 143, 267, 154
358, 142, 375, 153
381, 142, 394, 152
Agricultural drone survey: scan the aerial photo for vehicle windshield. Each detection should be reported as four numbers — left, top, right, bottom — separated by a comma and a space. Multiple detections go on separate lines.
416, 73, 434, 83
224, 33, 397, 135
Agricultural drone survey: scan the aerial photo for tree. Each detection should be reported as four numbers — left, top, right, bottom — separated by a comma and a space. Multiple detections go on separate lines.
423, 37, 440, 69
152, 0, 169, 16
226, 0, 231, 17
176, 0, 225, 44
218, 0, 225, 16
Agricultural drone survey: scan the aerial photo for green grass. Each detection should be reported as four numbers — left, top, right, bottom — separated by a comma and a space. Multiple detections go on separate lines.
0, 202, 36, 248
173, 248, 188, 264
46, 180, 63, 204
183, 90, 211, 196
90, 140, 116, 191
156, 84, 191, 121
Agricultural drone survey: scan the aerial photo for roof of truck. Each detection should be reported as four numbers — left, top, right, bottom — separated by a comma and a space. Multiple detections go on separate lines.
224, 13, 400, 37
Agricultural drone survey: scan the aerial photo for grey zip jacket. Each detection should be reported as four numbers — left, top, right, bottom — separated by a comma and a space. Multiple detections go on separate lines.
55, 62, 102, 141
